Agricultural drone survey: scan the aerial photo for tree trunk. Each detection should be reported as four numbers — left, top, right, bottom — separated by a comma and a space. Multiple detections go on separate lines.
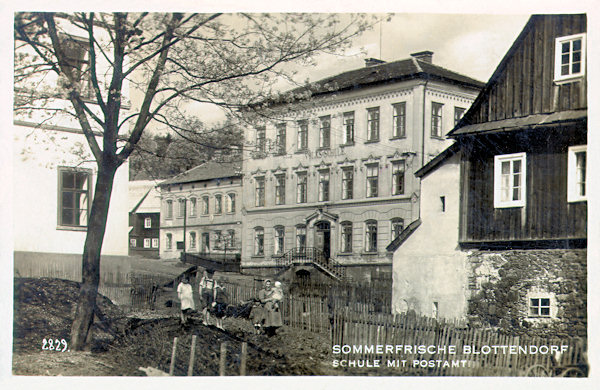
70, 161, 117, 351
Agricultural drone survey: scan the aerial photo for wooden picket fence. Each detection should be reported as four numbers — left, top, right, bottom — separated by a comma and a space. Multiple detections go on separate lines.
331, 309, 588, 376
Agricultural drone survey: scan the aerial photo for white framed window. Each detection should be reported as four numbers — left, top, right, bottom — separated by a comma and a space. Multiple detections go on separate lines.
254, 227, 264, 256
297, 120, 308, 151
529, 298, 551, 317
367, 107, 380, 142
296, 172, 307, 203
342, 167, 353, 200
391, 160, 405, 195
365, 220, 377, 252
144, 217, 152, 229
296, 225, 307, 251
431, 102, 443, 138
554, 33, 586, 82
392, 102, 406, 138
189, 232, 196, 249
494, 152, 526, 208
275, 174, 286, 205
202, 196, 209, 215
144, 238, 151, 248
166, 200, 173, 219
189, 197, 197, 216
366, 164, 379, 198
255, 177, 265, 207
568, 145, 587, 202
130, 238, 137, 248
215, 194, 223, 214
454, 107, 466, 126
226, 193, 236, 213
274, 226, 285, 255
340, 222, 353, 253
178, 198, 185, 218
319, 115, 331, 149
151, 238, 159, 248
318, 169, 330, 202
58, 167, 91, 228
343, 111, 354, 144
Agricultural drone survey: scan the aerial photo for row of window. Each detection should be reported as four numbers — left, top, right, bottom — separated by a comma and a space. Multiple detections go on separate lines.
255, 103, 465, 155
130, 238, 159, 249
493, 146, 587, 208
165, 229, 237, 251
254, 162, 406, 207
165, 193, 236, 219
252, 219, 404, 256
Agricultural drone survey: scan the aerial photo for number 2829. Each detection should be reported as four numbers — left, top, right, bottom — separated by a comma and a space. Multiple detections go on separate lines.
42, 338, 68, 352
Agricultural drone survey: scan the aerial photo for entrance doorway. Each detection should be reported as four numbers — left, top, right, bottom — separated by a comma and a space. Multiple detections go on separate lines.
314, 221, 331, 259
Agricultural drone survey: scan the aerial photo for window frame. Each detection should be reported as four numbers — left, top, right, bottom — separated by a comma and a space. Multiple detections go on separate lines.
318, 169, 330, 202
391, 218, 404, 241
255, 126, 266, 154
201, 196, 209, 215
296, 225, 307, 251
343, 111, 355, 145
130, 238, 137, 248
254, 227, 265, 256
341, 167, 354, 200
214, 194, 223, 214
494, 152, 527, 208
189, 231, 196, 249
58, 166, 91, 229
297, 120, 308, 151
431, 102, 444, 138
166, 199, 173, 219
151, 238, 159, 248
177, 198, 186, 218
144, 217, 152, 229
365, 220, 378, 253
275, 123, 287, 155
226, 193, 236, 213
392, 102, 406, 139
340, 221, 353, 253
529, 298, 551, 318
201, 232, 210, 253
454, 107, 466, 126
166, 233, 173, 250
366, 163, 379, 198
568, 145, 587, 203
275, 174, 286, 205
366, 107, 380, 142
189, 197, 197, 217
255, 176, 265, 207
319, 115, 331, 149
296, 171, 308, 204
274, 225, 285, 255
554, 33, 586, 83
391, 160, 405, 196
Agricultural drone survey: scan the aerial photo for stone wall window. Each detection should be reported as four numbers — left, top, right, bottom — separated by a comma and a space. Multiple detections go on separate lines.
392, 102, 406, 138
343, 111, 354, 145
367, 107, 380, 142
529, 298, 551, 317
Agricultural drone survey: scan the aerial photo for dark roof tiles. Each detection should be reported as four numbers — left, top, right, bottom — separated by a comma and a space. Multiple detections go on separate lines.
159, 160, 242, 186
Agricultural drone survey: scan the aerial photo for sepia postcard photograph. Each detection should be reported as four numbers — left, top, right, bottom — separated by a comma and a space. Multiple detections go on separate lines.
2, 1, 598, 389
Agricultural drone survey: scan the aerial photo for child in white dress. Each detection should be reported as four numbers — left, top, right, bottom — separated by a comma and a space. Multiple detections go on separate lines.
177, 276, 195, 325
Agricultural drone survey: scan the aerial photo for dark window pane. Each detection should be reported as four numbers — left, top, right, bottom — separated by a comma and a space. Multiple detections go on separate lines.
541, 298, 550, 306
62, 191, 74, 208
63, 172, 75, 188
573, 39, 581, 51
62, 209, 73, 225
562, 42, 570, 53
572, 63, 581, 73
572, 52, 581, 63
75, 172, 88, 189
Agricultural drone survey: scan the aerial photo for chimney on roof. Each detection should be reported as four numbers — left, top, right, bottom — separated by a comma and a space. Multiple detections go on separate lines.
364, 58, 386, 67
410, 51, 434, 64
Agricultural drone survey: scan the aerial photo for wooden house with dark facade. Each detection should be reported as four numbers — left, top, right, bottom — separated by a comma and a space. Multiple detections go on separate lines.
449, 14, 587, 249
390, 14, 587, 338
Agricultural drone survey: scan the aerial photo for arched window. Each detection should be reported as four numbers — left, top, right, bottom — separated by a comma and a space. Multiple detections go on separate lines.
189, 231, 196, 249
166, 233, 173, 249
166, 200, 173, 219
254, 227, 264, 256
340, 221, 353, 253
274, 226, 285, 255
178, 198, 186, 218
202, 195, 209, 215
365, 220, 377, 252
189, 197, 197, 216
226, 193, 236, 213
215, 194, 223, 214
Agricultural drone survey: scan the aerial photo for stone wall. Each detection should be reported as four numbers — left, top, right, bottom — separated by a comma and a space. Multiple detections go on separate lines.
467, 249, 587, 338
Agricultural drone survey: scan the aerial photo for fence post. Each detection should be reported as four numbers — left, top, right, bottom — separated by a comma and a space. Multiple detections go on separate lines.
219, 342, 228, 376
240, 342, 247, 376
187, 335, 197, 376
169, 337, 178, 375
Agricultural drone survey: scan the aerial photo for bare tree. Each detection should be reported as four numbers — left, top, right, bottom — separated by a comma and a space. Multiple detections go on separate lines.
14, 12, 374, 350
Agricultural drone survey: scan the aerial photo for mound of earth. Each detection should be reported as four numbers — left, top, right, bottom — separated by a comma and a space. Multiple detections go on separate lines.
13, 277, 126, 353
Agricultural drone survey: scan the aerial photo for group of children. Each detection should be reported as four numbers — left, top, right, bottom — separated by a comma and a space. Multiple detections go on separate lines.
176, 270, 227, 330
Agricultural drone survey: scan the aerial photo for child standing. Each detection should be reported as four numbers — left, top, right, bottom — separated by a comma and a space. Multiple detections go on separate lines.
199, 270, 216, 326
176, 276, 195, 326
